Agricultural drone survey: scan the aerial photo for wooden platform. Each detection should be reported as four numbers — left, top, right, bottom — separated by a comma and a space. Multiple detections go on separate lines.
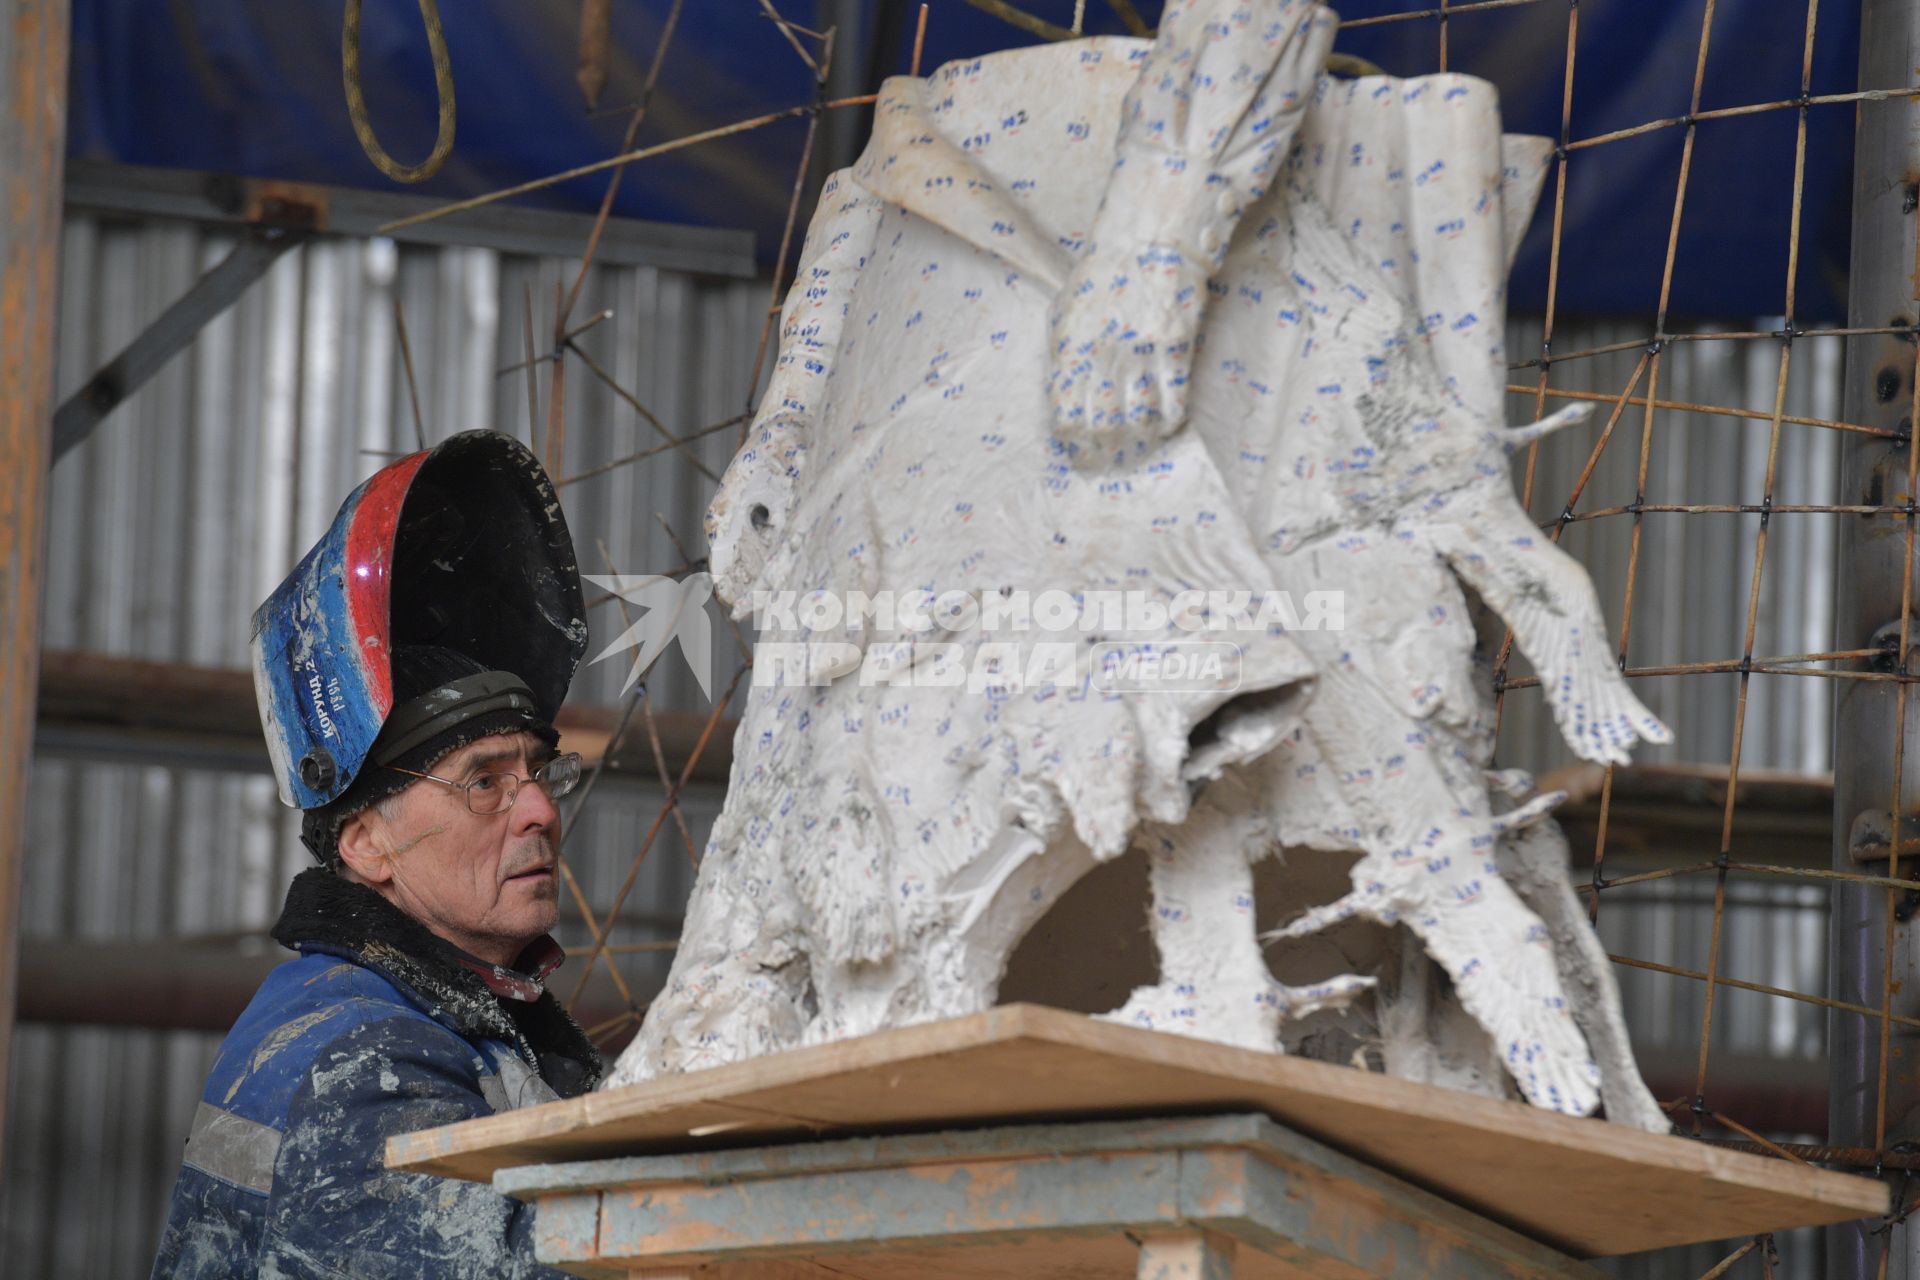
496, 1113, 1607, 1279
386, 1004, 1887, 1258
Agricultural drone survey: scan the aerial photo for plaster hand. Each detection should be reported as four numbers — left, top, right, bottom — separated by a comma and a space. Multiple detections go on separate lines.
1048, 0, 1334, 464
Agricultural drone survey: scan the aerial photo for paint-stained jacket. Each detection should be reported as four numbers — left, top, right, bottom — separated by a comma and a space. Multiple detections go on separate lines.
150, 869, 602, 1279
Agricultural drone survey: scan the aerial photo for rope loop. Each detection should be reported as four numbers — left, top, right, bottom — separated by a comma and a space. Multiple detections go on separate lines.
343, 0, 457, 184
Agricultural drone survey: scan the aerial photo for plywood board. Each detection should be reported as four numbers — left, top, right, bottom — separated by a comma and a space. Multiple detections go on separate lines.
386, 1005, 1887, 1257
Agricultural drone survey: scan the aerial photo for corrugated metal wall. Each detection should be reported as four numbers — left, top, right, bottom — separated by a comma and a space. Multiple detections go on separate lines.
1498, 320, 1845, 777
3, 211, 757, 1278
1, 210, 1850, 1276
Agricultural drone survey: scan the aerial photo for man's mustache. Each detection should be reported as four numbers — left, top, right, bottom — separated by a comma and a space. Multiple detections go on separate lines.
500, 835, 558, 881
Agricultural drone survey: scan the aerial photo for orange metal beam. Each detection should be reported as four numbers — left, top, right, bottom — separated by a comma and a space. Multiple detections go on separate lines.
0, 0, 68, 1156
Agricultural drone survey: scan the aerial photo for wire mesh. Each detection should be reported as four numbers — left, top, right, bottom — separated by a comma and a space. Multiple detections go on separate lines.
375, 3, 1918, 1274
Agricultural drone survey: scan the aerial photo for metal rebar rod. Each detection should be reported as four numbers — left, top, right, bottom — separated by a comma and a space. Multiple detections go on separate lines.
1510, 324, 1920, 374
1498, 650, 1891, 692
959, 0, 1074, 41
1696, 1240, 1761, 1280
1704, 1139, 1920, 1172
1567, 85, 1920, 153
1505, 382, 1902, 441
376, 95, 879, 236
566, 339, 723, 484
1608, 954, 1920, 1032
560, 0, 686, 330
1710, 1111, 1811, 1166
1337, 0, 1542, 28
565, 664, 748, 1009
556, 413, 748, 489
1583, 861, 1920, 897
1563, 503, 1907, 520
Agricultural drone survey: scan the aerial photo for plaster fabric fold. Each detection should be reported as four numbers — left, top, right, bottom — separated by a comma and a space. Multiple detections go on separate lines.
621, 7, 1337, 1084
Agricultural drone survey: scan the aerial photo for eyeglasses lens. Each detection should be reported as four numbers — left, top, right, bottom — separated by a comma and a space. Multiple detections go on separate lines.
460, 753, 583, 815
540, 754, 583, 799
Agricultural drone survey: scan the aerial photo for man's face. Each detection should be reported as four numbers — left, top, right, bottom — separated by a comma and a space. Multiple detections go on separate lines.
338, 730, 563, 967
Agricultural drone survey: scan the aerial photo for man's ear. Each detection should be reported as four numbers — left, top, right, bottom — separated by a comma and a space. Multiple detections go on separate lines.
336, 807, 396, 886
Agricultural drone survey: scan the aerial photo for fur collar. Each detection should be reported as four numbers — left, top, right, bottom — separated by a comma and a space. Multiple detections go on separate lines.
271, 868, 603, 1097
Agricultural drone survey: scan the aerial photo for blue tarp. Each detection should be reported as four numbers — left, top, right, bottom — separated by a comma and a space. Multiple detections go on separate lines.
67, 1, 1860, 318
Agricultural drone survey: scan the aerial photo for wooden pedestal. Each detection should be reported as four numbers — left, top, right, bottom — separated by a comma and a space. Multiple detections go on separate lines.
388, 1006, 1889, 1274
496, 1112, 1603, 1279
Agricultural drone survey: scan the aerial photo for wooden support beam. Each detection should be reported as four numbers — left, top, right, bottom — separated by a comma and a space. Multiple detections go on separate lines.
63, 159, 757, 278
13, 936, 638, 1033
33, 649, 735, 785
0, 0, 69, 1160
1541, 760, 1833, 872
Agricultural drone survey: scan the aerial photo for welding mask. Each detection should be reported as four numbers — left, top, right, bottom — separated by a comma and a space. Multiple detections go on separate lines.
250, 430, 588, 811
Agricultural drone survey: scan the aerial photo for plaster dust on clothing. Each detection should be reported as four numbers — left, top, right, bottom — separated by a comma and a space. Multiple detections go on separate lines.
607, 0, 1668, 1128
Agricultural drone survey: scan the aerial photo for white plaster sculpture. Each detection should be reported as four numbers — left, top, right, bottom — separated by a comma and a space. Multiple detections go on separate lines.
608, 0, 1669, 1131
1127, 73, 1669, 1122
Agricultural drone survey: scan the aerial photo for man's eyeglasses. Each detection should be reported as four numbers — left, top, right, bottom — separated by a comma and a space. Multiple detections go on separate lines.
386, 752, 584, 816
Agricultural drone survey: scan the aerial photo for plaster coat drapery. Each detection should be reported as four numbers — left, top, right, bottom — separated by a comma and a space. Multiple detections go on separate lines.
610, 0, 1668, 1125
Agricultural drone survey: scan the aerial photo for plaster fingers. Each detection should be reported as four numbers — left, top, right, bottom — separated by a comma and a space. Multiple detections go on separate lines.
1496, 403, 1593, 455
1272, 971, 1377, 1019
1045, 255, 1202, 464
1487, 790, 1566, 836
1265, 856, 1602, 1115
1484, 768, 1536, 800
1259, 884, 1375, 942
1495, 819, 1670, 1133
1426, 495, 1671, 766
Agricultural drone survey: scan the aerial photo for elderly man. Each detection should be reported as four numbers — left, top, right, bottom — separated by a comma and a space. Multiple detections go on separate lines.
151, 432, 602, 1279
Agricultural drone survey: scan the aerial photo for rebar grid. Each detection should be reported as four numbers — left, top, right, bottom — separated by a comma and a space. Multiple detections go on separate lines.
394, 4, 1909, 1271
1470, 0, 1916, 1272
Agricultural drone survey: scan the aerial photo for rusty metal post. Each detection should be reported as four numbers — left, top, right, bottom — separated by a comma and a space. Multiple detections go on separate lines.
1831, 3, 1920, 1275
0, 0, 68, 1153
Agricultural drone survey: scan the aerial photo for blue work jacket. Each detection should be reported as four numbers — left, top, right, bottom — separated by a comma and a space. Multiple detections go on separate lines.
150, 868, 603, 1278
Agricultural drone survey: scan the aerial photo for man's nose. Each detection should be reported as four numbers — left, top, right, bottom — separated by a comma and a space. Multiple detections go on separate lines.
510, 773, 560, 834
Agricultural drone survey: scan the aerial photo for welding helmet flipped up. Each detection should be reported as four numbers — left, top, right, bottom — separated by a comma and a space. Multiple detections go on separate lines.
250, 430, 588, 811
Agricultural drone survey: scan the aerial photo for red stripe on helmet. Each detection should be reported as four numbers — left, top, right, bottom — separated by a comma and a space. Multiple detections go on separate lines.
342, 451, 431, 715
